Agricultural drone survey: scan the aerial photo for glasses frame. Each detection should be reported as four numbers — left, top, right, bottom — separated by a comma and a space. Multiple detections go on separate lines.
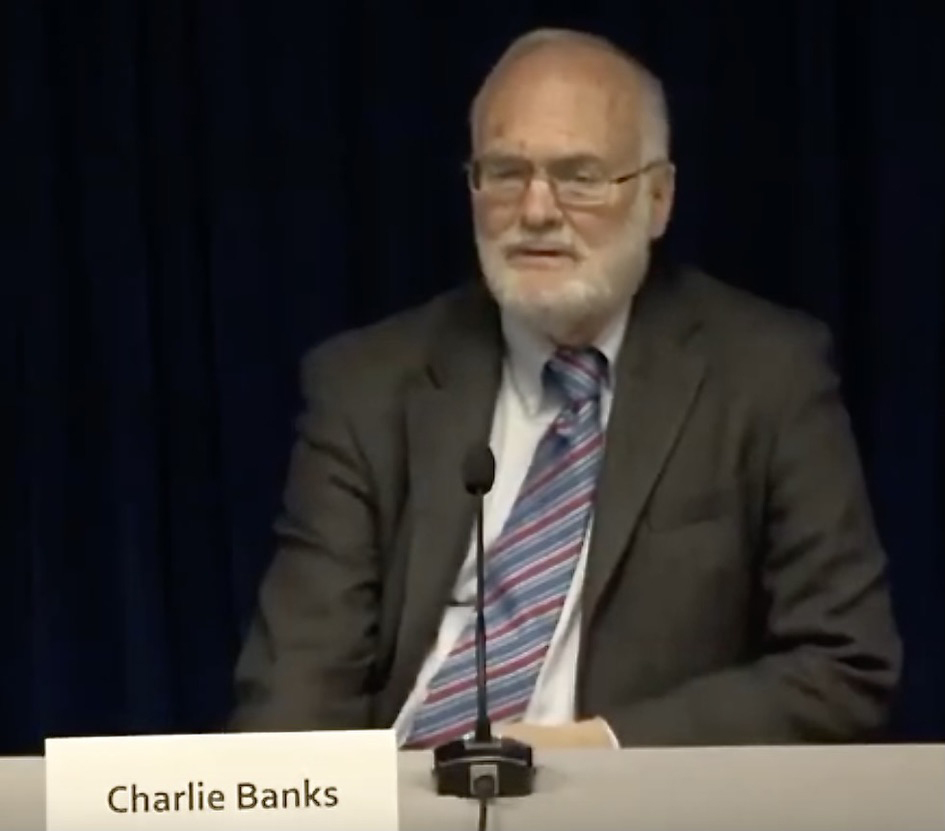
464, 156, 668, 207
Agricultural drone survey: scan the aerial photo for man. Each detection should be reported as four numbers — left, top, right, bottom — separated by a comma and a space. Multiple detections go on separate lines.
230, 28, 901, 748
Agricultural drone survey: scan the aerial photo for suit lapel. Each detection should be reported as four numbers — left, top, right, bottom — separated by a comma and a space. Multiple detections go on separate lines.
581, 268, 706, 640
388, 284, 503, 713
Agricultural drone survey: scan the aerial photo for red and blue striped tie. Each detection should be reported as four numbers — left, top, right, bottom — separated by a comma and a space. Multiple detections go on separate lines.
405, 347, 607, 747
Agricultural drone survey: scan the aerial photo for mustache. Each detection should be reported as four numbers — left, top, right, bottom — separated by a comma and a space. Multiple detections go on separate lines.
502, 238, 581, 257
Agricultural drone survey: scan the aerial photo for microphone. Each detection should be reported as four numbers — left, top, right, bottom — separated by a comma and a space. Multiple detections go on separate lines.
432, 445, 535, 801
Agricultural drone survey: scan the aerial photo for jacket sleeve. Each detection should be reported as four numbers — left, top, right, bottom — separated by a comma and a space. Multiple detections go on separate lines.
229, 346, 380, 731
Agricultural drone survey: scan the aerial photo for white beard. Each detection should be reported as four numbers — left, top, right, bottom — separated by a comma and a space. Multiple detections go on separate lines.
475, 189, 654, 343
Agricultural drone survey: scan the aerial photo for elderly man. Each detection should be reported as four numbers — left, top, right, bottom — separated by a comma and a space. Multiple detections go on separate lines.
230, 28, 901, 749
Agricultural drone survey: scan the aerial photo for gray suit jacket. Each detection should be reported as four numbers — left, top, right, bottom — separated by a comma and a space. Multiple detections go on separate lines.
231, 263, 901, 745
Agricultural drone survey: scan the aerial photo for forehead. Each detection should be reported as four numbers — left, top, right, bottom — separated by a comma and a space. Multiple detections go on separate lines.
474, 49, 640, 160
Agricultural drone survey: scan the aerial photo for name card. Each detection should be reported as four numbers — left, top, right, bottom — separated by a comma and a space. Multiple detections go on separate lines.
45, 729, 398, 830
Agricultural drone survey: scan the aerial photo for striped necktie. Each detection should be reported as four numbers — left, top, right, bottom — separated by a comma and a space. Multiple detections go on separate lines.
405, 347, 607, 747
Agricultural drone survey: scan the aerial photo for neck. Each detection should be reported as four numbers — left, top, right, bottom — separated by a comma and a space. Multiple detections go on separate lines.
550, 313, 611, 348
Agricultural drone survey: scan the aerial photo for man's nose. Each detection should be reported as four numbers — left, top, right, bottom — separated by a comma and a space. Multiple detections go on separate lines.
519, 176, 564, 230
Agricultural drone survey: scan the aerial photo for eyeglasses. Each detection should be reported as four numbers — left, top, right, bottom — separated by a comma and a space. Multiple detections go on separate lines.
465, 155, 666, 207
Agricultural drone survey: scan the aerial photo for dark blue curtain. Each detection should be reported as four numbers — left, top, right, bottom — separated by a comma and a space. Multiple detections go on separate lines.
3, 1, 943, 753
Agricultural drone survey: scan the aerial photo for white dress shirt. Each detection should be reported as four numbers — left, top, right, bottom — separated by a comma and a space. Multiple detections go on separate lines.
393, 303, 630, 747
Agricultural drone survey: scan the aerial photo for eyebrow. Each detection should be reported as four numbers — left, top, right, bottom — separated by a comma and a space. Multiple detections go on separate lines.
478, 151, 609, 167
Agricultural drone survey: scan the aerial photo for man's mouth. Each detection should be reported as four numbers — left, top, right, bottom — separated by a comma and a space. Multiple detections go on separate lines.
506, 245, 578, 263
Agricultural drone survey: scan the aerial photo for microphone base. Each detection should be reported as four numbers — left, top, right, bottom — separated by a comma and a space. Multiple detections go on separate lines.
432, 735, 535, 798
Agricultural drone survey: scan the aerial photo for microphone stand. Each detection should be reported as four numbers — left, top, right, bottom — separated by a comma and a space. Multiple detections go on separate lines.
432, 476, 535, 802
473, 479, 489, 744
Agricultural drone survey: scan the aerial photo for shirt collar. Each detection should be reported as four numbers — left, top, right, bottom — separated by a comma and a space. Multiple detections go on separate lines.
501, 301, 631, 416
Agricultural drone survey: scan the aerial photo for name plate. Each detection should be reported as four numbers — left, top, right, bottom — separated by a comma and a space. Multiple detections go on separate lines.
45, 729, 398, 830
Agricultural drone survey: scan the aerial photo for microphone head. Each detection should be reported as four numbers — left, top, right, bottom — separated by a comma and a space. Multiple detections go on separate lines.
462, 445, 496, 495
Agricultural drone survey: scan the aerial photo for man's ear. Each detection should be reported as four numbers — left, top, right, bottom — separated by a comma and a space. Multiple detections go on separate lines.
648, 161, 676, 240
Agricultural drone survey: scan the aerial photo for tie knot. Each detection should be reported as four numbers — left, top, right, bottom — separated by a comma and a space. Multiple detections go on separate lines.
544, 347, 608, 405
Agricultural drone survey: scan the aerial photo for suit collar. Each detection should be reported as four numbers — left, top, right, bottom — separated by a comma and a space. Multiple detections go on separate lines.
422, 258, 700, 388
425, 280, 502, 389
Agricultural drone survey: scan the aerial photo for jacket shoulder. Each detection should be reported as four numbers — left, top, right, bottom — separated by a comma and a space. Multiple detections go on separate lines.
669, 267, 840, 413
297, 285, 472, 397
680, 269, 829, 347
670, 268, 835, 383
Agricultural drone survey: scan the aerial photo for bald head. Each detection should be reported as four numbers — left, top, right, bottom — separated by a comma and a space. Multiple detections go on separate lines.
470, 28, 670, 164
